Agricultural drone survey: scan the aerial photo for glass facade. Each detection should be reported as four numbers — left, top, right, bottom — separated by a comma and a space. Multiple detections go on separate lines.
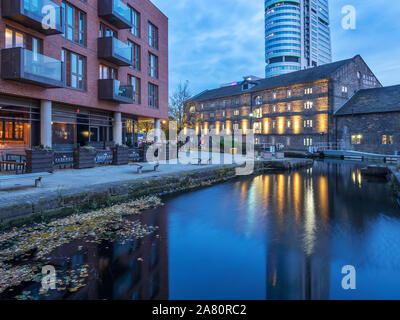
265, 0, 332, 78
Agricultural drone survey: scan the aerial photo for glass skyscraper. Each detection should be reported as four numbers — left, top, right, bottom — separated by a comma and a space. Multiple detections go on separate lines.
265, 0, 332, 78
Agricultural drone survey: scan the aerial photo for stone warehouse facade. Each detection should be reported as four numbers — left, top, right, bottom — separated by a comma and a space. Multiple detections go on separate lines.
335, 85, 400, 155
0, 0, 168, 152
186, 55, 381, 151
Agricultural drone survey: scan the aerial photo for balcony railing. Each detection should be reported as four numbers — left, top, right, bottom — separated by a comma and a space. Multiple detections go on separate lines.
2, 0, 64, 35
98, 79, 134, 104
1, 47, 64, 88
98, 37, 133, 66
98, 0, 133, 29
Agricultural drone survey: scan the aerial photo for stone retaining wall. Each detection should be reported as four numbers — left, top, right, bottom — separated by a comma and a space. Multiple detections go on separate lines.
0, 159, 313, 230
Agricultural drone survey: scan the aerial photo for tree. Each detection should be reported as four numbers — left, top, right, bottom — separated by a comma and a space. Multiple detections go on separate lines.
169, 81, 193, 132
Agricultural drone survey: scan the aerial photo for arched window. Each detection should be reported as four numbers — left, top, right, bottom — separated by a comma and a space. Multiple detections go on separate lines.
255, 96, 262, 105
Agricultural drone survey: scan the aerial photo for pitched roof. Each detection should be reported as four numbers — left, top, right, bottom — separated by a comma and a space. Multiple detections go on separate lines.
189, 56, 355, 102
335, 85, 400, 116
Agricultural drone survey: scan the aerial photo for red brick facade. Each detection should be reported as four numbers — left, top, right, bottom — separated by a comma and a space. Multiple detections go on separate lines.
0, 0, 168, 120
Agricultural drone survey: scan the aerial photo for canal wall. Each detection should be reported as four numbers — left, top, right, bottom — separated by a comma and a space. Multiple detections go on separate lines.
0, 159, 313, 229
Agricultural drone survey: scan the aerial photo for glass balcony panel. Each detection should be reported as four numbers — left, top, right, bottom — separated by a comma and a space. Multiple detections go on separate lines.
23, 49, 62, 82
114, 81, 133, 100
23, 0, 62, 26
113, 38, 132, 62
112, 0, 130, 23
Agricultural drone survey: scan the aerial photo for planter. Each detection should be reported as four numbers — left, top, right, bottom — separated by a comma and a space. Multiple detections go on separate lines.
112, 146, 129, 165
25, 149, 54, 173
74, 148, 96, 169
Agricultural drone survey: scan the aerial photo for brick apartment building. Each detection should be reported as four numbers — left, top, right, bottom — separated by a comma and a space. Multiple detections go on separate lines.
0, 0, 168, 152
186, 55, 381, 151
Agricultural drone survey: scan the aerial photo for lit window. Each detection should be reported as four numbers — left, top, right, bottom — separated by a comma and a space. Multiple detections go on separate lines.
304, 101, 313, 109
305, 88, 313, 95
351, 135, 362, 145
287, 90, 292, 98
342, 86, 348, 93
304, 138, 313, 146
287, 121, 291, 128
234, 110, 240, 116
287, 103, 291, 111
382, 135, 393, 145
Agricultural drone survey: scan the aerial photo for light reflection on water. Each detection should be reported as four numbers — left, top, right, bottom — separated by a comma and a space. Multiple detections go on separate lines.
1, 160, 400, 300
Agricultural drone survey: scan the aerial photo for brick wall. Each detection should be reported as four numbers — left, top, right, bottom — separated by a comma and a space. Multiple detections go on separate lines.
0, 0, 168, 120
336, 112, 400, 155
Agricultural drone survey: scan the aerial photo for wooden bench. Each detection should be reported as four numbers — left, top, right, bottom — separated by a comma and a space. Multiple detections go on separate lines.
0, 160, 25, 174
130, 163, 159, 174
0, 172, 52, 188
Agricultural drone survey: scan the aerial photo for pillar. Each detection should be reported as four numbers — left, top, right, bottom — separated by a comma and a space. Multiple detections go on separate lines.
40, 100, 52, 148
155, 118, 161, 142
113, 112, 122, 145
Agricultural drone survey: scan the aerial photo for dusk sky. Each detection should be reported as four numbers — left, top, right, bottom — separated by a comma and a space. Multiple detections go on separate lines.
152, 0, 400, 97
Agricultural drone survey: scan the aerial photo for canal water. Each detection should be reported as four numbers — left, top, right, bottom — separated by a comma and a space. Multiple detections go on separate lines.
2, 160, 400, 300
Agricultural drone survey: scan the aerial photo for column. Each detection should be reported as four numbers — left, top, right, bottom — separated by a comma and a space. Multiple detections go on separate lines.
113, 112, 122, 145
155, 118, 161, 142
40, 100, 52, 148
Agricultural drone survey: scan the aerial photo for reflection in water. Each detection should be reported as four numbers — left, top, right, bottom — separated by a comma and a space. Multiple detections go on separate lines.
2, 160, 400, 300
1, 208, 169, 300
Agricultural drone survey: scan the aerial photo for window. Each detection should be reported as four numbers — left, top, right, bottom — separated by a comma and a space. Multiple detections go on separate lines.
351, 135, 362, 145
131, 7, 140, 37
5, 28, 25, 48
287, 90, 292, 98
253, 122, 262, 134
287, 103, 291, 111
99, 23, 116, 38
189, 106, 196, 113
304, 101, 313, 109
287, 120, 291, 128
0, 121, 24, 141
149, 53, 158, 78
148, 83, 158, 108
78, 11, 86, 45
304, 120, 313, 128
305, 88, 313, 95
62, 2, 86, 45
255, 96, 262, 105
234, 110, 240, 116
63, 50, 86, 90
128, 41, 141, 71
128, 75, 141, 104
99, 64, 117, 79
342, 86, 348, 93
304, 138, 313, 146
233, 123, 239, 130
148, 22, 158, 49
382, 135, 393, 145
272, 121, 276, 129
254, 108, 262, 119
273, 92, 277, 99
273, 105, 276, 112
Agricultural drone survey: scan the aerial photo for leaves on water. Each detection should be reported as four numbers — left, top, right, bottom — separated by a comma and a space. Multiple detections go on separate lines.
0, 196, 163, 295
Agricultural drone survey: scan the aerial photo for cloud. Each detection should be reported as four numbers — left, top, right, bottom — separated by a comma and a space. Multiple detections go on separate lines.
152, 0, 399, 96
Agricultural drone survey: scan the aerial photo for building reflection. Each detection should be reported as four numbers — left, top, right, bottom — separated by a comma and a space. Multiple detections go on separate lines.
40, 207, 169, 300
265, 163, 331, 300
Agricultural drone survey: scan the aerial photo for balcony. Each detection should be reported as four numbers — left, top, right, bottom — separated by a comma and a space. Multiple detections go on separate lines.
98, 0, 133, 29
1, 47, 64, 88
98, 37, 133, 66
98, 79, 133, 104
2, 0, 64, 35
